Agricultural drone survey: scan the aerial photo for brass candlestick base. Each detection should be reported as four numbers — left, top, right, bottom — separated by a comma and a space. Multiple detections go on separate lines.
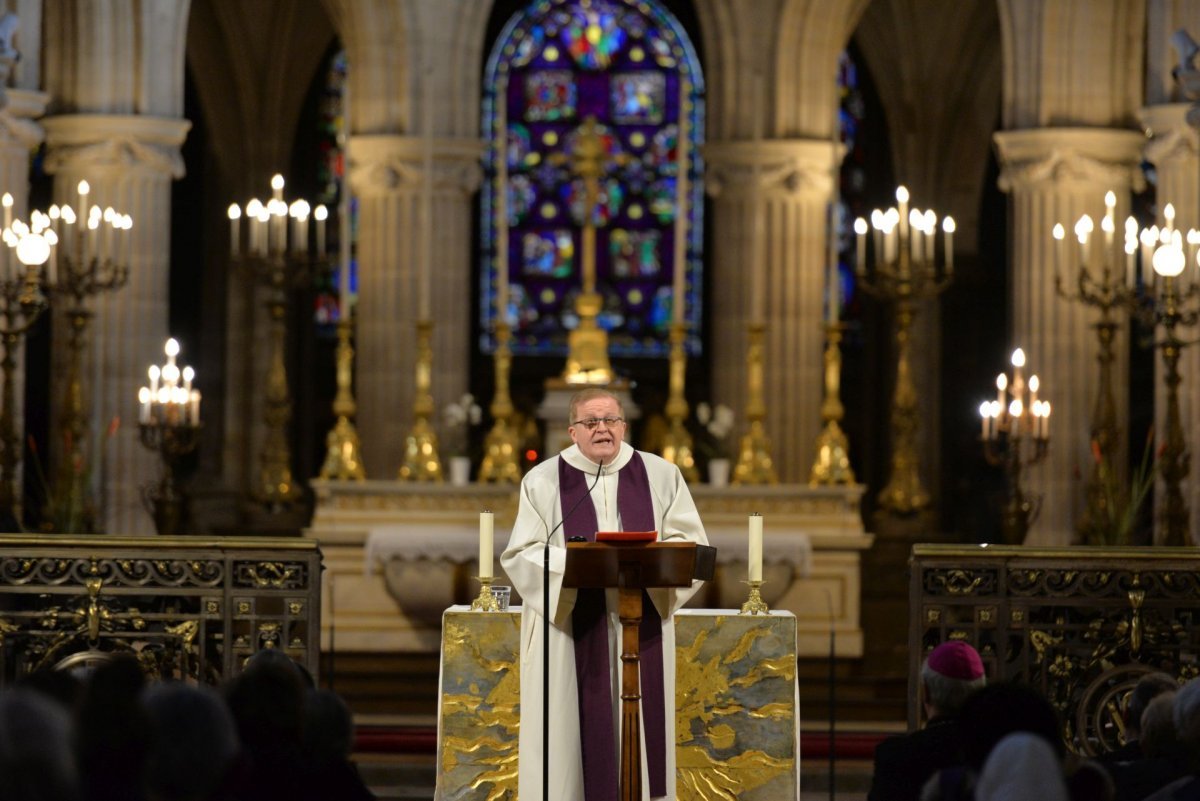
319, 318, 365, 481
471, 576, 500, 612
398, 319, 444, 482
733, 323, 778, 485
810, 323, 855, 485
478, 321, 521, 483
661, 322, 698, 482
139, 422, 201, 535
740, 580, 769, 615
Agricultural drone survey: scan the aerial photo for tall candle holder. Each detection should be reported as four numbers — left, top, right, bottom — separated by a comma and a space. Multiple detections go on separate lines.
136, 338, 201, 535
229, 176, 329, 507
732, 323, 778, 484
1129, 222, 1200, 545
809, 321, 855, 485
318, 309, 366, 481
855, 187, 954, 514
0, 214, 51, 523
397, 318, 444, 482
1052, 192, 1140, 543
661, 322, 698, 482
979, 348, 1052, 544
477, 319, 522, 483
42, 182, 132, 532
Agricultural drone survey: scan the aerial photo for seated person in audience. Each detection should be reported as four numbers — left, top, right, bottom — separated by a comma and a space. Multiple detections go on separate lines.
1109, 690, 1189, 801
868, 641, 986, 801
1098, 672, 1178, 766
975, 731, 1070, 801
1140, 678, 1200, 801
142, 681, 242, 801
0, 688, 80, 801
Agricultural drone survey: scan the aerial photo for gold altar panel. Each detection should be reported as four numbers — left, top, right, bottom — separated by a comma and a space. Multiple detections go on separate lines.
674, 612, 798, 801
438, 610, 521, 801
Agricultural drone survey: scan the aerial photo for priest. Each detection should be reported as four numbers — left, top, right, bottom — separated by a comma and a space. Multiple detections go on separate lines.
500, 387, 709, 801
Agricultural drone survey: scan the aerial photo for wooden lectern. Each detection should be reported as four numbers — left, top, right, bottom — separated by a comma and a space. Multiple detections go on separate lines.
564, 540, 715, 801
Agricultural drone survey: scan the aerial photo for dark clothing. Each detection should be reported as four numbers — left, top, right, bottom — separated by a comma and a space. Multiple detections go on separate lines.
1095, 739, 1143, 767
1106, 756, 1189, 801
869, 717, 965, 801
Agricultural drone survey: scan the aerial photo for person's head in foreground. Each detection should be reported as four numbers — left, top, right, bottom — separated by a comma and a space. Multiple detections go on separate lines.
922, 640, 987, 720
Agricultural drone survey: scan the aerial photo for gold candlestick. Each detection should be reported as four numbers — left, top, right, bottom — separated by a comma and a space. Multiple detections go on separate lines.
740, 580, 768, 615
398, 318, 444, 482
660, 322, 698, 481
478, 320, 521, 483
0, 266, 46, 524
732, 323, 778, 485
809, 322, 855, 485
318, 314, 366, 481
471, 575, 500, 612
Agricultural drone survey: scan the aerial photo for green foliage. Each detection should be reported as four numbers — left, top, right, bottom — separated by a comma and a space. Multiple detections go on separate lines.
1081, 433, 1158, 546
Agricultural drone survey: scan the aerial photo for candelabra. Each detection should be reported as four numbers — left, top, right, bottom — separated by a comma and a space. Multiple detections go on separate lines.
137, 338, 201, 535
1052, 192, 1140, 543
0, 206, 51, 524
731, 323, 778, 484
477, 319, 522, 483
1129, 221, 1200, 546
809, 322, 855, 485
855, 187, 954, 514
229, 175, 330, 506
979, 348, 1052, 544
42, 181, 132, 532
397, 319, 444, 481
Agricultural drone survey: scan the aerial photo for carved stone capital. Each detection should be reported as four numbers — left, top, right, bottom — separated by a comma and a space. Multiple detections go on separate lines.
1140, 103, 1200, 166
42, 114, 191, 179
348, 134, 485, 198
704, 139, 842, 200
994, 128, 1146, 193
0, 89, 50, 152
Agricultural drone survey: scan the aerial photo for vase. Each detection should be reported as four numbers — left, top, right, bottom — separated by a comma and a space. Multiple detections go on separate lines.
449, 456, 472, 486
708, 458, 731, 487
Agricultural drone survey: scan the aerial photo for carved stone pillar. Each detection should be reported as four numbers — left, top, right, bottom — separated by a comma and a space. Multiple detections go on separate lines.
994, 128, 1145, 544
1140, 103, 1200, 543
42, 114, 190, 534
704, 139, 839, 482
347, 134, 483, 477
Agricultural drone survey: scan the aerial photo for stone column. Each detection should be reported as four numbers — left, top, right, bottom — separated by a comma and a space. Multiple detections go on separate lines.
993, 129, 1145, 544
347, 135, 482, 477
1140, 103, 1200, 543
705, 139, 839, 482
42, 115, 190, 534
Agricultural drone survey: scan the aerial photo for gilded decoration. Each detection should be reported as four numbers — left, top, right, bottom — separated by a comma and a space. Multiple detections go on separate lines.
674, 614, 797, 800
912, 546, 1200, 755
0, 536, 321, 686
437, 610, 520, 801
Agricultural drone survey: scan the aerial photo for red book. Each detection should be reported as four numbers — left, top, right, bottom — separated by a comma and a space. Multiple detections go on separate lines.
595, 531, 657, 543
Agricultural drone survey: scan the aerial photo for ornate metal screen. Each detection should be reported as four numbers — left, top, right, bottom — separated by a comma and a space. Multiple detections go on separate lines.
0, 535, 322, 685
910, 544, 1200, 756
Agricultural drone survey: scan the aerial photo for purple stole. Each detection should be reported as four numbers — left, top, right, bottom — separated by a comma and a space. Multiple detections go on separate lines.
559, 451, 667, 801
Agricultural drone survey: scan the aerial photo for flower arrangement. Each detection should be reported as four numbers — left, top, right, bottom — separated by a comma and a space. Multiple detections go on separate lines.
28, 415, 121, 534
1080, 430, 1160, 546
694, 402, 735, 461
442, 393, 482, 458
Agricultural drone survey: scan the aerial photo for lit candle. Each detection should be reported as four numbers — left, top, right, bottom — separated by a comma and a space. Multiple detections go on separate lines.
1075, 215, 1092, 270
1165, 202, 1176, 235
271, 174, 284, 203
979, 401, 990, 440
1011, 348, 1025, 398
77, 180, 89, 230
190, 389, 201, 426
943, 217, 955, 275
996, 372, 1007, 410
479, 510, 494, 579
748, 513, 763, 582
316, 204, 329, 258
149, 364, 160, 397
228, 204, 241, 257
1009, 398, 1022, 438
672, 77, 689, 326
854, 218, 867, 276
1042, 402, 1051, 439
1125, 237, 1136, 288
496, 77, 511, 324
138, 386, 151, 424
1028, 374, 1038, 408
896, 186, 909, 241
1104, 190, 1115, 250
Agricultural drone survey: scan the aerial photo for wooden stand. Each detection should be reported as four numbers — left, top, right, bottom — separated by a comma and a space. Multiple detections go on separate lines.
564, 541, 715, 801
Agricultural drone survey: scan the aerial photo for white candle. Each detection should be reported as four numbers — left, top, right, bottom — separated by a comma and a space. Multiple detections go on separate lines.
896, 186, 909, 241
1104, 191, 1115, 250
748, 513, 763, 582
271, 174, 284, 203
190, 389, 201, 426
943, 217, 956, 275
672, 77, 689, 326
979, 401, 990, 440
854, 218, 867, 275
479, 511, 494, 579
420, 65, 434, 321
228, 204, 241, 257
316, 204, 329, 258
496, 78, 510, 323
138, 387, 151, 424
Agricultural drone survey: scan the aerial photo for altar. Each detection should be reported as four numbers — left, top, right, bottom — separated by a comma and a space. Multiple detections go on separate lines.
305, 479, 872, 658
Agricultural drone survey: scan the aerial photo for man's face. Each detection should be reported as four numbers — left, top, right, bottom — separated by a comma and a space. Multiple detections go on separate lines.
568, 396, 625, 464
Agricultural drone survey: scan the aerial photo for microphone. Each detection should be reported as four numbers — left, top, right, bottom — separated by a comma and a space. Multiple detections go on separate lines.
543, 455, 604, 801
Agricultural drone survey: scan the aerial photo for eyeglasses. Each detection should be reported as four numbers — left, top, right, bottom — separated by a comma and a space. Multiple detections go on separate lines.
571, 416, 625, 431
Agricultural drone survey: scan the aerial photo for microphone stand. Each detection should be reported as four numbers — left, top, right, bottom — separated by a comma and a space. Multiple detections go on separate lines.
542, 455, 604, 801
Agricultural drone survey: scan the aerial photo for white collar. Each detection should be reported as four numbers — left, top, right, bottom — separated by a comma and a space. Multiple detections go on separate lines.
560, 441, 634, 475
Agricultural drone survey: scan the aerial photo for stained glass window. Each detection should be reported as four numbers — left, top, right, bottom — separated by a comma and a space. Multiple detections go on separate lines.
312, 49, 356, 328
481, 0, 704, 358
